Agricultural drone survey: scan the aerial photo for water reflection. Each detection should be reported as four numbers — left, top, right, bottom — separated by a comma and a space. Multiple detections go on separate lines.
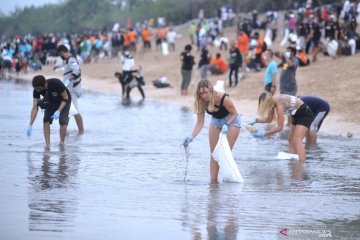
206, 183, 240, 240
180, 183, 242, 240
27, 146, 79, 232
288, 161, 307, 181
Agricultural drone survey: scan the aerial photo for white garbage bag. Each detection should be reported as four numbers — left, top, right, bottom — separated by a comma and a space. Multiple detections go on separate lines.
213, 80, 225, 93
327, 39, 338, 57
212, 132, 244, 183
277, 151, 299, 160
280, 28, 289, 47
264, 28, 273, 47
161, 42, 169, 56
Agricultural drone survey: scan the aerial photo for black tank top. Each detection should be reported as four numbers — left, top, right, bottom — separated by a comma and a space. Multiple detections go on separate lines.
206, 94, 229, 119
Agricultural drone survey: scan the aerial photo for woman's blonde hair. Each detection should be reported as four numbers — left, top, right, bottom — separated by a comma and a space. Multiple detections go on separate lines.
194, 80, 216, 114
258, 92, 276, 118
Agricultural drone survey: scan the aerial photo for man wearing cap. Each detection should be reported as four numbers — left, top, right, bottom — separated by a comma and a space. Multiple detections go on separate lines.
57, 44, 84, 134
324, 15, 339, 40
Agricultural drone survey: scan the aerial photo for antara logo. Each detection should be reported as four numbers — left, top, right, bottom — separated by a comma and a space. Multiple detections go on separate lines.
279, 228, 288, 236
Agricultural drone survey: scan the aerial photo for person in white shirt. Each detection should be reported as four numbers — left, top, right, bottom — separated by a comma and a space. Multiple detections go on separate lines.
166, 28, 177, 52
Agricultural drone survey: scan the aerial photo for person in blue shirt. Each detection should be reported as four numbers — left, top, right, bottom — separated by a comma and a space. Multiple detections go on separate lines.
263, 49, 277, 95
299, 96, 330, 147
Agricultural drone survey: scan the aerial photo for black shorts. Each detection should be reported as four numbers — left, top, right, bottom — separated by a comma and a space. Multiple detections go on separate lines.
291, 104, 314, 128
265, 83, 272, 92
312, 38, 320, 48
3, 60, 12, 69
43, 102, 71, 125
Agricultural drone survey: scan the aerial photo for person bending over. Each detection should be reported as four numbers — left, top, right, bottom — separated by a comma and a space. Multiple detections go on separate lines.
27, 75, 71, 148
183, 80, 241, 183
250, 92, 314, 162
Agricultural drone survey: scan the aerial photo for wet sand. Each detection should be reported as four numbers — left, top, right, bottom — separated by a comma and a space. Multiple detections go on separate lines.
16, 24, 360, 138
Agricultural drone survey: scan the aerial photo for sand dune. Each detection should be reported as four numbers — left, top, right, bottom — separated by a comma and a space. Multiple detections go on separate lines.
19, 24, 360, 138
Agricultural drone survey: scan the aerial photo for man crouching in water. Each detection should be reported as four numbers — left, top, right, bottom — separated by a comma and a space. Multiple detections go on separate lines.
26, 75, 71, 148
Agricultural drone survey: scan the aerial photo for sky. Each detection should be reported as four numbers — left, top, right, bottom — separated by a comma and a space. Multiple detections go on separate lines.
0, 0, 61, 15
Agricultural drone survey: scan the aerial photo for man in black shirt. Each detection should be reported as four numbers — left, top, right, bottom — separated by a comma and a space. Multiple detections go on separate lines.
27, 75, 71, 147
324, 15, 338, 40
309, 17, 322, 62
180, 44, 195, 96
228, 41, 242, 87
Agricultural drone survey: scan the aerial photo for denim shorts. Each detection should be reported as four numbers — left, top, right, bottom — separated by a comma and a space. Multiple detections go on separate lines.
210, 114, 241, 129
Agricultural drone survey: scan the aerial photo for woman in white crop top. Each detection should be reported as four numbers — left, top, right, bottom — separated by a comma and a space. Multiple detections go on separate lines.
251, 92, 314, 162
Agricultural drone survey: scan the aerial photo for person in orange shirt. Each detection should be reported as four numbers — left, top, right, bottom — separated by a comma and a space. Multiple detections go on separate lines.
155, 27, 163, 50
237, 30, 249, 53
237, 30, 249, 67
141, 27, 152, 50
127, 28, 137, 52
209, 53, 228, 75
122, 30, 129, 51
253, 32, 265, 70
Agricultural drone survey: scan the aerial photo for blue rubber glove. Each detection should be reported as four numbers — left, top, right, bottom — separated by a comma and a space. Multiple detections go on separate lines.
27, 125, 32, 137
252, 128, 265, 138
64, 79, 71, 87
183, 136, 193, 146
51, 110, 61, 119
222, 124, 228, 134
248, 118, 257, 125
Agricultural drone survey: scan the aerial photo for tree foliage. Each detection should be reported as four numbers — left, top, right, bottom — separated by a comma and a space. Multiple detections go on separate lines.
0, 0, 304, 38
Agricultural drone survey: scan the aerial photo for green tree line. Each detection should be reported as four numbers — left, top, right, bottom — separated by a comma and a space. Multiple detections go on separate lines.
0, 0, 310, 38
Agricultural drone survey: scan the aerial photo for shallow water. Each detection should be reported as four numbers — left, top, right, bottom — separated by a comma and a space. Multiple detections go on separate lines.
0, 80, 359, 240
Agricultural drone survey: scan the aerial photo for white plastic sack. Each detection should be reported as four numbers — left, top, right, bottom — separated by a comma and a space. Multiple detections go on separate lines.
213, 80, 225, 93
212, 132, 244, 183
277, 151, 299, 160
161, 42, 169, 56
264, 28, 273, 47
349, 39, 356, 55
327, 40, 338, 57
280, 28, 289, 47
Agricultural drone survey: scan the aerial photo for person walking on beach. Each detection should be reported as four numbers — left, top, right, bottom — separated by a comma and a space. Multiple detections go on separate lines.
263, 49, 277, 94
27, 75, 71, 148
57, 44, 84, 134
299, 96, 330, 147
198, 46, 210, 80
250, 92, 314, 162
228, 41, 242, 87
180, 44, 195, 96
166, 28, 177, 52
183, 80, 241, 183
237, 30, 249, 69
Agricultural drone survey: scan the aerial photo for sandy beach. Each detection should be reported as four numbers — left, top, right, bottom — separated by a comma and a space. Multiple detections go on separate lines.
17, 24, 360, 138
